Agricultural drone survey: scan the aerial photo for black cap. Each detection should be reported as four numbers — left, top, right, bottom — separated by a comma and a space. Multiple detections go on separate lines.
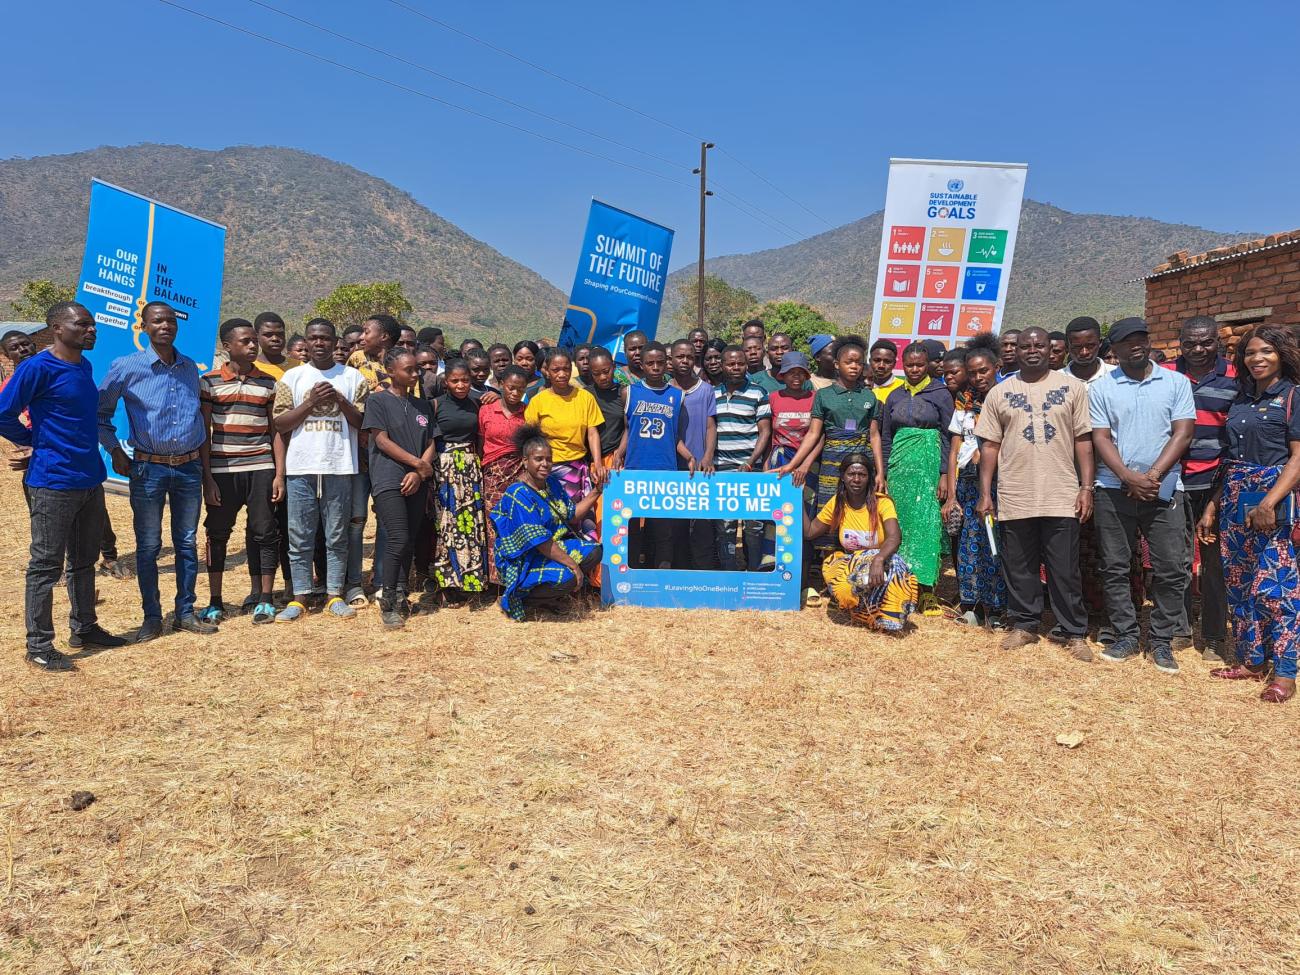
920, 339, 946, 361
1108, 317, 1149, 344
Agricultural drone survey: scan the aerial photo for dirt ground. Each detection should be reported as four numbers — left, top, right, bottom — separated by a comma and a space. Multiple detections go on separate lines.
1, 475, 1298, 974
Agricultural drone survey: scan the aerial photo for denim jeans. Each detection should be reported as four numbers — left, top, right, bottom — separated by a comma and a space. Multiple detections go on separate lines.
129, 459, 203, 622
347, 470, 384, 592
717, 519, 765, 571
24, 485, 105, 652
287, 474, 350, 597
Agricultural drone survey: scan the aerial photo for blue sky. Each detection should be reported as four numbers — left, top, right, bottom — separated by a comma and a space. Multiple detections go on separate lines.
4, 0, 1297, 287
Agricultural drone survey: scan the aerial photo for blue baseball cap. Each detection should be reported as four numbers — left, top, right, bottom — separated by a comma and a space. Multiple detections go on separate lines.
778, 350, 812, 377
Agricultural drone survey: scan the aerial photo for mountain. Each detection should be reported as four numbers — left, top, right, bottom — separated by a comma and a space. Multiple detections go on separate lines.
664, 200, 1259, 333
0, 144, 565, 339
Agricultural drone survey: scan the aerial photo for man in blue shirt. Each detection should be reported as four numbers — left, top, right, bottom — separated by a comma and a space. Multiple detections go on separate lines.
618, 342, 687, 568
1089, 317, 1196, 674
0, 302, 128, 670
98, 301, 216, 642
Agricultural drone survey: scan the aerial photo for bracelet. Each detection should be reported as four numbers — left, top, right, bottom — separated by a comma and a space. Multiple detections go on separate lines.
1080, 485, 1095, 493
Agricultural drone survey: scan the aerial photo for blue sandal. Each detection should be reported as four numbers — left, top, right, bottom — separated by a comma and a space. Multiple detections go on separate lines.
198, 604, 226, 625
251, 601, 276, 625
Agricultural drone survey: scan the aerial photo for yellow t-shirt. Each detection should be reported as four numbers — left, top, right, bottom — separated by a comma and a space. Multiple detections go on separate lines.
815, 494, 897, 552
871, 377, 904, 404
524, 386, 605, 463
255, 357, 295, 381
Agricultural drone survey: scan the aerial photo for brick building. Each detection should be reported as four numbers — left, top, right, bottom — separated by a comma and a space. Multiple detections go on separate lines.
1143, 230, 1300, 354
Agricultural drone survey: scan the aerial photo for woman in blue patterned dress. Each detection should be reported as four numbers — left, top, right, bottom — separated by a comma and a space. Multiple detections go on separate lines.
488, 424, 603, 621
942, 336, 1007, 627
1197, 325, 1300, 704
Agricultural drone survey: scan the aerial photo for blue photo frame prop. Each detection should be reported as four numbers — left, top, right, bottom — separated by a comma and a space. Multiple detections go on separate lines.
601, 470, 804, 610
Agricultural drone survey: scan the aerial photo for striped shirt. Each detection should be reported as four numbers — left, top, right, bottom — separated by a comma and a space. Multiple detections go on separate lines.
199, 363, 277, 473
97, 346, 205, 456
713, 379, 771, 470
1165, 355, 1237, 489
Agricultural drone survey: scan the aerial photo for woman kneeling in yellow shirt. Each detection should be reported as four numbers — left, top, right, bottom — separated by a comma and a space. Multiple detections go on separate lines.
804, 452, 918, 631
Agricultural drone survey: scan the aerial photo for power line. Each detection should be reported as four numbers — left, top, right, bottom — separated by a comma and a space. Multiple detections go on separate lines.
383, 0, 833, 236
157, 0, 815, 246
710, 179, 805, 241
717, 147, 835, 230
241, 0, 687, 175
383, 0, 702, 142
155, 0, 694, 189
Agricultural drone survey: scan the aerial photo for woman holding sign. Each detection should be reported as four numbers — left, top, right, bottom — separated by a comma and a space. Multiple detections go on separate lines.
804, 453, 917, 632
489, 425, 602, 621
1197, 324, 1300, 704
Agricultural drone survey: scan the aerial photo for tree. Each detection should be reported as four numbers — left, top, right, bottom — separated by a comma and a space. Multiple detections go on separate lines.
722, 300, 840, 353
670, 275, 758, 338
311, 281, 413, 330
9, 279, 76, 321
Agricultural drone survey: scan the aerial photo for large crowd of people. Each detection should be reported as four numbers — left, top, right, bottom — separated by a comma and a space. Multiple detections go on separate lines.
1, 301, 1297, 707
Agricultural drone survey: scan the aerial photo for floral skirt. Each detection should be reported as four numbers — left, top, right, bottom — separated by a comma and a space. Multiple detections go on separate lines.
821, 549, 917, 632
1221, 461, 1300, 679
955, 476, 1006, 611
481, 454, 522, 585
433, 446, 487, 592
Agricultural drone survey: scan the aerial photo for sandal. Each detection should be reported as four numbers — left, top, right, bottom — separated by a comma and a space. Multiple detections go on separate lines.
918, 592, 942, 617
1210, 664, 1268, 681
1260, 682, 1295, 704
198, 604, 226, 625
251, 601, 276, 625
805, 587, 826, 608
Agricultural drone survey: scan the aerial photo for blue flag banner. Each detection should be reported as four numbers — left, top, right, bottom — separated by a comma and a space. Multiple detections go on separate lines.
601, 470, 804, 611
76, 179, 226, 482
558, 199, 673, 358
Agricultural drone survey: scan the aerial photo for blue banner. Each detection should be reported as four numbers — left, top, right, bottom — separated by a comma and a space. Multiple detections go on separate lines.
558, 199, 673, 359
601, 470, 804, 611
76, 179, 226, 481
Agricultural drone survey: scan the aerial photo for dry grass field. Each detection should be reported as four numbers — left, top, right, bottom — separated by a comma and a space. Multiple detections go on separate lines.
2, 475, 1298, 974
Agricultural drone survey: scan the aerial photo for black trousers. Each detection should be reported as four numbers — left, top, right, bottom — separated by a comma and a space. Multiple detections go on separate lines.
629, 518, 676, 569
205, 469, 279, 576
525, 546, 604, 609
1182, 486, 1227, 643
248, 498, 293, 594
372, 485, 428, 601
1000, 517, 1087, 637
101, 506, 118, 561
24, 485, 104, 653
673, 519, 719, 571
1094, 488, 1190, 644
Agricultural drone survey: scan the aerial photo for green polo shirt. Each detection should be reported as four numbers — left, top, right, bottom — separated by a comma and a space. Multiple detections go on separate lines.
812, 382, 878, 434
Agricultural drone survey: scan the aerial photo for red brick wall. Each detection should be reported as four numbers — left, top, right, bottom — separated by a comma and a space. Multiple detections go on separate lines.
1145, 243, 1300, 356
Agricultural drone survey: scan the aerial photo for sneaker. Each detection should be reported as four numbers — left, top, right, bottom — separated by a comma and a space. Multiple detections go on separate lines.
918, 592, 942, 617
26, 647, 76, 671
1170, 635, 1194, 653
1001, 629, 1039, 651
68, 625, 129, 650
1150, 642, 1180, 675
379, 599, 405, 629
325, 597, 356, 619
251, 601, 276, 625
174, 613, 219, 636
197, 604, 226, 625
345, 586, 369, 608
135, 618, 165, 643
100, 558, 135, 580
1202, 639, 1230, 664
1101, 637, 1140, 663
1064, 638, 1094, 662
275, 601, 307, 623
240, 591, 263, 615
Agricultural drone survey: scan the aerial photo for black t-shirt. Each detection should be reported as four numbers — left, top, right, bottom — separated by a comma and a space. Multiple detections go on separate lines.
362, 391, 439, 494
590, 382, 627, 456
435, 392, 480, 445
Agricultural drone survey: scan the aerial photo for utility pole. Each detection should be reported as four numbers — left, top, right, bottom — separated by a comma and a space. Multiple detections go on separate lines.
692, 142, 714, 329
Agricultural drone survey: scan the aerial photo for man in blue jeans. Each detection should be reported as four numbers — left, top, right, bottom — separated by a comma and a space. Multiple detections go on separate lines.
0, 302, 129, 670
271, 319, 368, 622
98, 301, 217, 642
